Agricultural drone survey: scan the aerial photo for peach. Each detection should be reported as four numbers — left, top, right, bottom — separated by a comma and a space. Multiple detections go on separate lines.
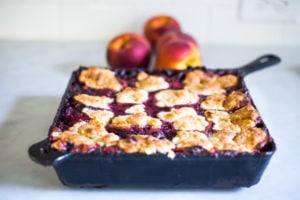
156, 31, 198, 52
144, 15, 181, 49
106, 33, 151, 69
155, 39, 203, 70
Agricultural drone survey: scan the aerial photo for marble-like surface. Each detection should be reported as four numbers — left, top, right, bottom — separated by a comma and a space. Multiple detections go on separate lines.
0, 41, 299, 200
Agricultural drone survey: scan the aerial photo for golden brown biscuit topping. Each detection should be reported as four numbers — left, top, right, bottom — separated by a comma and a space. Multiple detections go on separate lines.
223, 91, 248, 110
183, 70, 239, 95
205, 110, 241, 132
217, 74, 239, 88
157, 107, 197, 122
125, 104, 145, 114
51, 119, 120, 150
82, 108, 114, 126
234, 127, 267, 152
201, 94, 226, 110
79, 67, 122, 91
230, 105, 259, 129
116, 87, 148, 104
155, 89, 199, 107
111, 113, 162, 129
118, 135, 175, 158
173, 115, 209, 131
172, 131, 213, 150
209, 130, 240, 151
135, 72, 169, 92
77, 123, 108, 139
51, 131, 95, 149
74, 94, 113, 109
209, 127, 267, 152
96, 133, 120, 147
201, 91, 248, 110
205, 105, 259, 132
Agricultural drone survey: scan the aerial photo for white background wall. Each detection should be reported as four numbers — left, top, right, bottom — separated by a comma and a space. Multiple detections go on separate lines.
0, 0, 300, 46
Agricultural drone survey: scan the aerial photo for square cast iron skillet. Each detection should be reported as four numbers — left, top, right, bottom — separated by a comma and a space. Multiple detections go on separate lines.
29, 54, 280, 188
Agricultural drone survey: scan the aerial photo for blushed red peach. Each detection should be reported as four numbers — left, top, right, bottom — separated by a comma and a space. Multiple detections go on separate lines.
156, 31, 198, 52
155, 39, 203, 70
144, 15, 181, 49
106, 33, 151, 69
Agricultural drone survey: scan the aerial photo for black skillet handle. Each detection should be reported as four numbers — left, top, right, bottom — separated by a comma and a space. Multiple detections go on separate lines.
28, 139, 64, 166
236, 54, 281, 77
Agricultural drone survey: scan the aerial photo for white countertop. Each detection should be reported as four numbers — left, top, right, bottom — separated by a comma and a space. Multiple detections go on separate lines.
0, 41, 299, 200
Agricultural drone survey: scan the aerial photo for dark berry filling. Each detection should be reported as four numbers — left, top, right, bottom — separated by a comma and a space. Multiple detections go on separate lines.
161, 122, 177, 140
110, 102, 135, 116
56, 101, 90, 130
101, 145, 123, 155
162, 70, 186, 89
115, 69, 140, 87
83, 88, 116, 98
106, 122, 177, 140
144, 93, 170, 117
174, 146, 211, 157
256, 138, 275, 153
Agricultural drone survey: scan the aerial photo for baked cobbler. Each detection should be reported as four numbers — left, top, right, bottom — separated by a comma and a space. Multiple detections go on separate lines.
49, 67, 271, 158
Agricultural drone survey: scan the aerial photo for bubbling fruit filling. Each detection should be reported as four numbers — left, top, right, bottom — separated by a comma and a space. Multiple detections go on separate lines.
49, 66, 273, 159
